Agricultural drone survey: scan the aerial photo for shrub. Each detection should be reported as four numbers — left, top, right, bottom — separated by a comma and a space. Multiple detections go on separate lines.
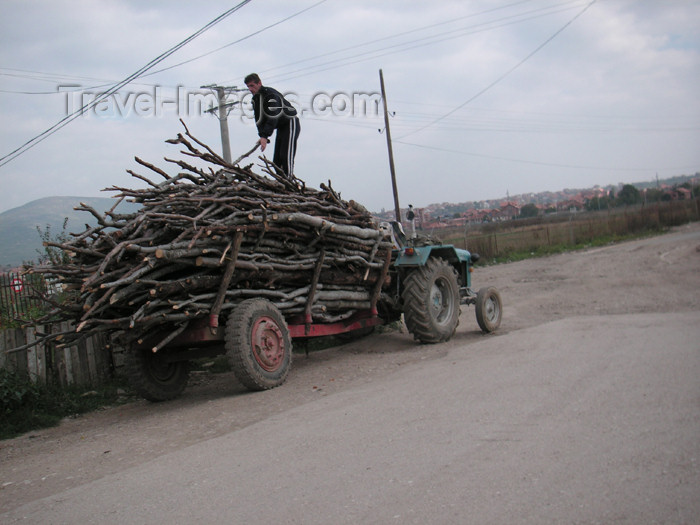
0, 368, 129, 440
0, 368, 54, 438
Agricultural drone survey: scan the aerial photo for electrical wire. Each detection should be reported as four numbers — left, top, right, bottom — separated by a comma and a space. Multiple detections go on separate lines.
230, 0, 538, 81
393, 140, 697, 172
0, 67, 160, 94
389, 109, 699, 134
0, 0, 253, 168
225, 0, 588, 85
2, 1, 582, 97
142, 0, 329, 78
396, 0, 597, 139
0, 0, 329, 95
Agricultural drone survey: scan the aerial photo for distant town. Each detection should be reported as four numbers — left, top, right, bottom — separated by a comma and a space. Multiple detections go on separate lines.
374, 173, 700, 230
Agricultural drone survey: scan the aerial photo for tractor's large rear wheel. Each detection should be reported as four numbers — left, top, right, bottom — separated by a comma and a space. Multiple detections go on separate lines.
402, 257, 461, 343
225, 298, 292, 391
124, 347, 190, 402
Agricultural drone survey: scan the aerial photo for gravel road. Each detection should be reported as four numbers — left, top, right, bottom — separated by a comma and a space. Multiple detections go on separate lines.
1, 222, 699, 524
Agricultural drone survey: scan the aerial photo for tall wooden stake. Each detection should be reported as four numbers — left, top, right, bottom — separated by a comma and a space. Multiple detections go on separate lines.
379, 69, 401, 222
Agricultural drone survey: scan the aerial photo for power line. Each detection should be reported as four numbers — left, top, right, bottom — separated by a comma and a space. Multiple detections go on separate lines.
0, 1, 329, 95
3, 1, 582, 98
393, 139, 696, 172
0, 67, 161, 94
0, 0, 253, 169
143, 0, 329, 78
229, 0, 587, 85
10, 0, 552, 92
397, 0, 597, 140
239, 0, 537, 81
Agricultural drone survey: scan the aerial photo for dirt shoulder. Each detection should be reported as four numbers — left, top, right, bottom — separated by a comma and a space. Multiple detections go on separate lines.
1, 222, 699, 513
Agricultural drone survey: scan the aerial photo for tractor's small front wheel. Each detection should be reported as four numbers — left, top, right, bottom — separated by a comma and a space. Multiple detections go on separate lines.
225, 298, 292, 391
475, 286, 502, 333
402, 257, 461, 343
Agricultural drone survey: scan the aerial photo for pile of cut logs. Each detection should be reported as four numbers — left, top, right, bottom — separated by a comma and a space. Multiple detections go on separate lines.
29, 123, 393, 348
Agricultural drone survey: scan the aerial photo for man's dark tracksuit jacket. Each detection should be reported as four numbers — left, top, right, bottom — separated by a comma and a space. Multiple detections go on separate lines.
251, 86, 300, 177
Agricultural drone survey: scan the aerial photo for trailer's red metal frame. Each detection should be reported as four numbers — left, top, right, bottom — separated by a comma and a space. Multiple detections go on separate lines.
148, 243, 394, 352
286, 309, 383, 338
157, 308, 385, 349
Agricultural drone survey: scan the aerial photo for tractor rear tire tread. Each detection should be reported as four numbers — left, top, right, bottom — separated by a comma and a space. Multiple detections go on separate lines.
401, 257, 461, 344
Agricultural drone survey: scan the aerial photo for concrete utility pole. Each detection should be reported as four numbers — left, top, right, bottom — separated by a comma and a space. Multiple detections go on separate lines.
379, 69, 402, 223
202, 85, 239, 163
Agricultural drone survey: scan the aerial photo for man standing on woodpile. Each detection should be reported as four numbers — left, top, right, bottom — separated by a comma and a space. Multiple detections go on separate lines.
245, 73, 300, 178
407, 204, 416, 239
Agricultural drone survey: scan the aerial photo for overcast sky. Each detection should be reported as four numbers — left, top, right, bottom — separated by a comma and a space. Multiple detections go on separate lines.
1, 0, 698, 215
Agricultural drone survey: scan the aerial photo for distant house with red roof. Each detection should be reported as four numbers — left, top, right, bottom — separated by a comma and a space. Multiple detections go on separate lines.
556, 199, 585, 212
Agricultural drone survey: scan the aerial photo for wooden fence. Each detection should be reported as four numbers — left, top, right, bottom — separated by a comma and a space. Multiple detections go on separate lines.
0, 323, 113, 386
447, 199, 700, 259
0, 273, 116, 386
0, 272, 49, 327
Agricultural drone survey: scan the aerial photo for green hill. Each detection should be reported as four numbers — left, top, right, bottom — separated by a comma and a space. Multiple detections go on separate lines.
0, 197, 140, 268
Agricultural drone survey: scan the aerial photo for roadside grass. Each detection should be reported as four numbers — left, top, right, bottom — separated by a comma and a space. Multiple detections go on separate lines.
477, 230, 665, 265
0, 368, 132, 440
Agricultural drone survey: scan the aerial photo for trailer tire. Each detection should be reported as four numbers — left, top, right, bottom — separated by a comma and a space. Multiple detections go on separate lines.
226, 299, 292, 391
402, 257, 461, 343
124, 348, 189, 402
475, 286, 502, 333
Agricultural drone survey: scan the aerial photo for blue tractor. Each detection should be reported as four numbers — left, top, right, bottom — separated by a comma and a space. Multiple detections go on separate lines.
380, 221, 502, 343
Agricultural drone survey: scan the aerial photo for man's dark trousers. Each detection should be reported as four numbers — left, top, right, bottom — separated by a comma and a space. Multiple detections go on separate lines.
273, 116, 300, 178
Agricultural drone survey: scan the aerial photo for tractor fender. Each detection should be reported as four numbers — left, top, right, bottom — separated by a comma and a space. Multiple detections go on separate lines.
394, 245, 474, 289
393, 244, 473, 267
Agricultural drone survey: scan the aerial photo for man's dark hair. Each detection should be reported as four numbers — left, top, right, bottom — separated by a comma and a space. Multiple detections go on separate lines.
244, 73, 261, 85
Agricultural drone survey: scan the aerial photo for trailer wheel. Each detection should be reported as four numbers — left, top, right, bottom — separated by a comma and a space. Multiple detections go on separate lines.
475, 286, 502, 333
402, 257, 461, 343
124, 348, 189, 402
226, 298, 292, 391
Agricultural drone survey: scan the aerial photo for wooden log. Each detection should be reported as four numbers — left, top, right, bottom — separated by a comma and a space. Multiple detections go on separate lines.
209, 231, 244, 332
370, 246, 393, 314
305, 248, 325, 328
134, 156, 171, 180
15, 122, 395, 352
151, 322, 189, 353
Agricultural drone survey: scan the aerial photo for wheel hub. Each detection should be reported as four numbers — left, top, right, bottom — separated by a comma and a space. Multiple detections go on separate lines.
251, 317, 285, 372
484, 297, 499, 322
147, 354, 178, 382
430, 280, 452, 323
